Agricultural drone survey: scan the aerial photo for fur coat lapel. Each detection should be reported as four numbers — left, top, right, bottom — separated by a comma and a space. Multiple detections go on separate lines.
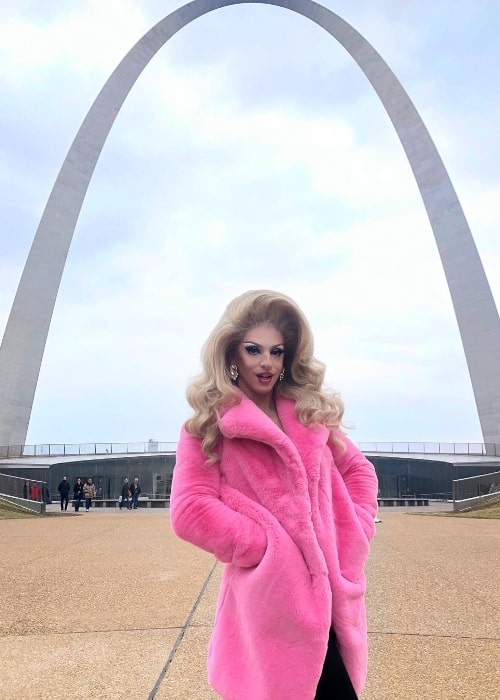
219, 391, 329, 484
218, 392, 332, 581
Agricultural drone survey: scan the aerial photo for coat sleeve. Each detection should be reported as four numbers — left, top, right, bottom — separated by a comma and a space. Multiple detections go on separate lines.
329, 432, 379, 541
170, 428, 267, 567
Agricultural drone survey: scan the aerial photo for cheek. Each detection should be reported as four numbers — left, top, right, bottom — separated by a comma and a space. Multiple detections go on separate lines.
236, 351, 251, 369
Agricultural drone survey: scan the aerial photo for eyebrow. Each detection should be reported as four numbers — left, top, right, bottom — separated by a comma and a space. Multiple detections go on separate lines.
242, 341, 284, 349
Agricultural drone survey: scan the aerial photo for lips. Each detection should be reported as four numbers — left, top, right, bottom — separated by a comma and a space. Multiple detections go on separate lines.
257, 373, 273, 382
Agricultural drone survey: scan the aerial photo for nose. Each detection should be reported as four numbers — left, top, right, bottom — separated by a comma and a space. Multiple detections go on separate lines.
260, 353, 272, 368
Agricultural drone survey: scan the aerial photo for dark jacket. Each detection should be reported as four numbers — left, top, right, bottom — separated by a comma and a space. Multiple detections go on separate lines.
130, 482, 141, 496
73, 481, 84, 499
57, 479, 71, 497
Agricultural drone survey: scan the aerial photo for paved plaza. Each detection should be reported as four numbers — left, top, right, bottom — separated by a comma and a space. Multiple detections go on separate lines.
0, 504, 498, 699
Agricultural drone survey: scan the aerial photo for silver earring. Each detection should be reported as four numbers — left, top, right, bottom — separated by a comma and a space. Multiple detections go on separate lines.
229, 364, 239, 382
279, 368, 285, 381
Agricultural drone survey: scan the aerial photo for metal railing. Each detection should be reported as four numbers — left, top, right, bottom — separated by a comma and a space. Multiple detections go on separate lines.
0, 440, 178, 459
358, 441, 500, 456
452, 470, 500, 511
453, 470, 500, 501
0, 472, 48, 513
1, 440, 500, 460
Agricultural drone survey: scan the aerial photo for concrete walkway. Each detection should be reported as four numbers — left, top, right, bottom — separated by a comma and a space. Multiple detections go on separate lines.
362, 509, 499, 700
1, 505, 498, 699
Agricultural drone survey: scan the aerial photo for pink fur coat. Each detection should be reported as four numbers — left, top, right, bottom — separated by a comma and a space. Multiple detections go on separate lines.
170, 393, 378, 699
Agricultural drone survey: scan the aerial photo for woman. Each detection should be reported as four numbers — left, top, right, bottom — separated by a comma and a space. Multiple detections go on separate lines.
73, 477, 84, 512
170, 290, 378, 700
120, 478, 131, 510
83, 477, 96, 512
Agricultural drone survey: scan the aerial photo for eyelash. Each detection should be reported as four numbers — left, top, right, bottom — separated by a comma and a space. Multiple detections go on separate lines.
244, 345, 259, 355
243, 345, 284, 357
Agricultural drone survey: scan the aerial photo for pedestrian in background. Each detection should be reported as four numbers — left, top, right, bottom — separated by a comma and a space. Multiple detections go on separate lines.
30, 482, 41, 501
130, 477, 141, 509
73, 478, 84, 512
42, 483, 51, 504
57, 476, 71, 511
83, 478, 96, 512
119, 478, 131, 510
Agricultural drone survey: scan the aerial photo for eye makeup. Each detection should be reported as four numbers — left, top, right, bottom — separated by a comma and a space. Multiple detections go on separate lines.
242, 343, 259, 355
242, 342, 284, 356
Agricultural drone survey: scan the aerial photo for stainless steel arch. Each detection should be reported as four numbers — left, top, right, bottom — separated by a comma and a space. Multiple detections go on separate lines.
1, 0, 499, 448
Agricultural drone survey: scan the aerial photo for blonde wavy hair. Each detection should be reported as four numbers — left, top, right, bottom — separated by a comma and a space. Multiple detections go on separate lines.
185, 290, 344, 460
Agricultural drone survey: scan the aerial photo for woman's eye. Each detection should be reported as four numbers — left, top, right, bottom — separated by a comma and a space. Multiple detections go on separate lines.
244, 344, 259, 355
271, 347, 284, 356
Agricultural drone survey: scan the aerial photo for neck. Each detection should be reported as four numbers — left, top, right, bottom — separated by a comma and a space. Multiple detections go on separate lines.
252, 394, 283, 428
252, 394, 276, 414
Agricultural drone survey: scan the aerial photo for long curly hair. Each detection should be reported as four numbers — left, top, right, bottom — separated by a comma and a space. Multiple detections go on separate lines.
185, 290, 344, 460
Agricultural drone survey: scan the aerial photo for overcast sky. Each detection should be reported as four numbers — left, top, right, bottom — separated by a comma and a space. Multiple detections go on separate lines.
1, 0, 499, 447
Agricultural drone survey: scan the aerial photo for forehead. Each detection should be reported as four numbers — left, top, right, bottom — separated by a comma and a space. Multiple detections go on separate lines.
241, 325, 284, 346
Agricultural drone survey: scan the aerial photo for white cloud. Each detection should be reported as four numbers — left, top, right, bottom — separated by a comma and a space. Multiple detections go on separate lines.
0, 1, 150, 84
1, 0, 498, 446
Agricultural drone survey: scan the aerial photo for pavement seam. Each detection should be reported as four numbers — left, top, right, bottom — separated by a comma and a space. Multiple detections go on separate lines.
147, 559, 218, 699
369, 631, 500, 640
0, 625, 185, 638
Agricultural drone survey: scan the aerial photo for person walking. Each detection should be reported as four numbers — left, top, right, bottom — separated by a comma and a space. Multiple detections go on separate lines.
119, 478, 131, 510
83, 478, 96, 512
170, 290, 378, 700
30, 482, 41, 501
57, 476, 71, 511
42, 483, 51, 504
129, 477, 141, 509
73, 478, 84, 512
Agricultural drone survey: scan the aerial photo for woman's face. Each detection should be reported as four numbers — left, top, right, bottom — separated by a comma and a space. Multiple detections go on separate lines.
233, 325, 284, 405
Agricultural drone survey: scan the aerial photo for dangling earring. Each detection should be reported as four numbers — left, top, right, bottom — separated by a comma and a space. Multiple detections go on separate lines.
279, 368, 285, 381
229, 364, 239, 382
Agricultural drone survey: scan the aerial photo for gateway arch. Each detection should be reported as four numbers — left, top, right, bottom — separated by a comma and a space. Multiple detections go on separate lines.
1, 0, 500, 449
